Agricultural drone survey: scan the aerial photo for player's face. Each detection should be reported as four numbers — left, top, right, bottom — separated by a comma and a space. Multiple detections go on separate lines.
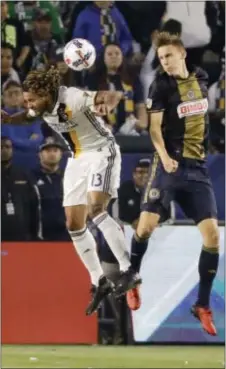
23, 91, 50, 116
1, 139, 13, 163
1, 48, 13, 75
158, 45, 186, 76
104, 45, 123, 70
133, 167, 149, 188
3, 86, 24, 109
34, 19, 51, 36
40, 147, 62, 166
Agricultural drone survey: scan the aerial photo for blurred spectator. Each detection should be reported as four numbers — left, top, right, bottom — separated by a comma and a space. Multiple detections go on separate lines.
115, 158, 150, 229
1, 43, 21, 90
26, 8, 64, 71
72, 1, 133, 57
162, 1, 211, 66
2, 80, 43, 151
86, 43, 147, 135
1, 137, 40, 241
7, 1, 64, 38
208, 47, 225, 153
1, 1, 31, 71
32, 137, 70, 241
54, 47, 78, 87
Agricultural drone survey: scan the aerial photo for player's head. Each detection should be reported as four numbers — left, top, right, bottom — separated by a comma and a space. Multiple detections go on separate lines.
133, 159, 150, 189
155, 32, 187, 77
23, 66, 61, 116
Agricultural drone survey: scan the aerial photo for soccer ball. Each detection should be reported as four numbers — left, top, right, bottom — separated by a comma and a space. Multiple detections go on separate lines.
63, 38, 96, 72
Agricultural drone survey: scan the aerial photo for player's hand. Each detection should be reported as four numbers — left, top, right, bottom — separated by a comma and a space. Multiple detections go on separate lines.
162, 156, 178, 173
103, 91, 124, 112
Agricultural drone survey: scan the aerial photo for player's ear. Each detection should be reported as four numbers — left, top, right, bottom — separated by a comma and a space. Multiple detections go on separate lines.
181, 48, 187, 59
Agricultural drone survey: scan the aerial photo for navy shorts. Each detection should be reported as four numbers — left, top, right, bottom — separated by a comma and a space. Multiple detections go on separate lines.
141, 154, 218, 224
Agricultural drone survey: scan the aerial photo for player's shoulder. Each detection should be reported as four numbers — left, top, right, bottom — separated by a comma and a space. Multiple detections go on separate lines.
192, 65, 209, 83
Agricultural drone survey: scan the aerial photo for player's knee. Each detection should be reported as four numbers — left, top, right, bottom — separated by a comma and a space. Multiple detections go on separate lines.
203, 226, 220, 247
89, 203, 105, 219
136, 223, 156, 239
66, 217, 85, 232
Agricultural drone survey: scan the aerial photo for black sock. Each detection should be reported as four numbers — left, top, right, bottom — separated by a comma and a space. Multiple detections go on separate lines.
130, 233, 149, 273
196, 246, 219, 307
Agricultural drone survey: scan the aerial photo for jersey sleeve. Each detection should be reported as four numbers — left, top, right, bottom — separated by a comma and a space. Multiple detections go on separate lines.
146, 77, 167, 113
66, 87, 97, 113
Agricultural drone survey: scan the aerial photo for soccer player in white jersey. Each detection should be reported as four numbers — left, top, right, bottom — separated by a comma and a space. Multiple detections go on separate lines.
2, 67, 141, 315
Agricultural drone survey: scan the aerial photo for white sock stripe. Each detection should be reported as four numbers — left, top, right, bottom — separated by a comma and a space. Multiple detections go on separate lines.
93, 212, 108, 226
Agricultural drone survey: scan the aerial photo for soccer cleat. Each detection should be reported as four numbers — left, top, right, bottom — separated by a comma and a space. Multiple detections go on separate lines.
114, 268, 142, 298
191, 305, 217, 336
126, 285, 141, 311
86, 276, 114, 316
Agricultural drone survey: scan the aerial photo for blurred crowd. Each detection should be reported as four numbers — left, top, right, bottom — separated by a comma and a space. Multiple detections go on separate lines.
1, 0, 225, 241
1, 1, 225, 151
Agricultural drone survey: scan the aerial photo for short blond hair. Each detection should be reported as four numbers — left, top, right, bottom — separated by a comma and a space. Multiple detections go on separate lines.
154, 31, 185, 50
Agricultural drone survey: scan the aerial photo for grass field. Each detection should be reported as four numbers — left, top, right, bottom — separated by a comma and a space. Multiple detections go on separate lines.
1, 345, 225, 368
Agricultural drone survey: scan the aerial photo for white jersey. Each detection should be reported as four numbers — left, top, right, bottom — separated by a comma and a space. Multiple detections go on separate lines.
43, 86, 114, 157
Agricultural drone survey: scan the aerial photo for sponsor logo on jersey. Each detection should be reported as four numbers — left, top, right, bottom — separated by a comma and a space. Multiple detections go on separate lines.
177, 98, 208, 119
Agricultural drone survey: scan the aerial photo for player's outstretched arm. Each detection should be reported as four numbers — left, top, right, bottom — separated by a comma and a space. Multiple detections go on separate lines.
94, 91, 124, 116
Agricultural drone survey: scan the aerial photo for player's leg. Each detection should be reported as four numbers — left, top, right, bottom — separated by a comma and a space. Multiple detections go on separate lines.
88, 145, 141, 297
176, 176, 219, 335
64, 157, 113, 315
128, 154, 175, 310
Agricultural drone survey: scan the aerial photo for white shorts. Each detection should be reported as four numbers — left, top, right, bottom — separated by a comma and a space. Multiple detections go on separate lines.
63, 143, 121, 207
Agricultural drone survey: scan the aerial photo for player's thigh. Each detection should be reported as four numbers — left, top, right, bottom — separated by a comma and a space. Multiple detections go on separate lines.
63, 157, 89, 208
141, 153, 176, 225
88, 144, 121, 199
175, 180, 218, 225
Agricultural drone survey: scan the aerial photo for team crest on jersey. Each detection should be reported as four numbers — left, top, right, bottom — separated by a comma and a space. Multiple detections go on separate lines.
146, 98, 153, 109
149, 188, 160, 200
187, 90, 195, 99
177, 98, 208, 119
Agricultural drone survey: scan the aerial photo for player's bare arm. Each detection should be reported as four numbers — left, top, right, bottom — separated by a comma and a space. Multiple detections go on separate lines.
149, 111, 178, 173
94, 91, 124, 116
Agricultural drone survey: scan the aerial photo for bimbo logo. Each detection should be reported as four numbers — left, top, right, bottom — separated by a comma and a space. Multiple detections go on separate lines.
73, 51, 92, 68
177, 98, 208, 119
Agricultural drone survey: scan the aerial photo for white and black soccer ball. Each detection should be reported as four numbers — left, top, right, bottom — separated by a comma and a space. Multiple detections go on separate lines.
63, 38, 96, 72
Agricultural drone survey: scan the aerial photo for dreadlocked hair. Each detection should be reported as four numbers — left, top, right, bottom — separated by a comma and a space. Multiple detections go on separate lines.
23, 66, 61, 96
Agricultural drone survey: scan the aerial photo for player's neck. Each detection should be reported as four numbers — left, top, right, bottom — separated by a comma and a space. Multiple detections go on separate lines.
177, 64, 189, 79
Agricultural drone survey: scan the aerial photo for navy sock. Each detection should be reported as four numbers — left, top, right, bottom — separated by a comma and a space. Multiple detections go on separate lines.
130, 233, 149, 273
196, 246, 219, 307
